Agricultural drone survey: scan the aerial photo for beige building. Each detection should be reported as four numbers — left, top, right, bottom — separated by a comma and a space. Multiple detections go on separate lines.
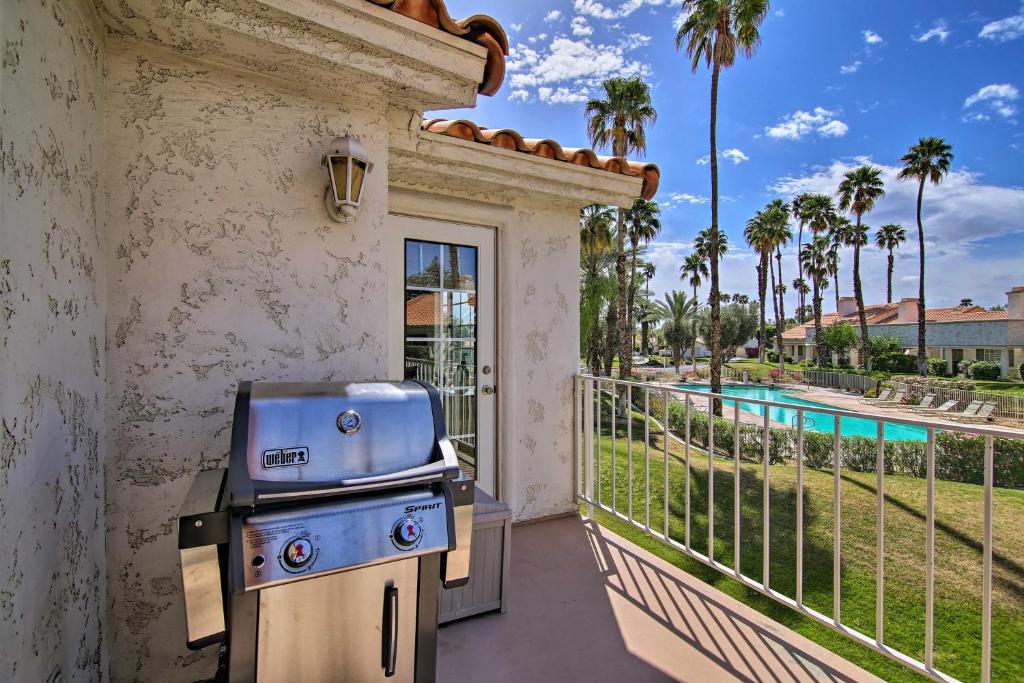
783, 288, 1024, 378
0, 1, 659, 680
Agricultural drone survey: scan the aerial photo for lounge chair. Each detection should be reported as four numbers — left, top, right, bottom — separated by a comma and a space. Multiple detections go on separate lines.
954, 402, 998, 423
874, 390, 906, 405
908, 394, 936, 410
864, 388, 892, 403
916, 399, 958, 414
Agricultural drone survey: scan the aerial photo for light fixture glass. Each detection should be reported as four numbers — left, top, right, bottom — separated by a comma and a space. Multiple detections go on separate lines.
321, 136, 373, 222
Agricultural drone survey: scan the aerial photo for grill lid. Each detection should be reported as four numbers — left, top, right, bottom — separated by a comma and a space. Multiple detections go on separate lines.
227, 380, 460, 506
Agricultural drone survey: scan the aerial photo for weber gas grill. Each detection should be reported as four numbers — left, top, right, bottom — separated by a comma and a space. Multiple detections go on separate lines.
177, 380, 474, 683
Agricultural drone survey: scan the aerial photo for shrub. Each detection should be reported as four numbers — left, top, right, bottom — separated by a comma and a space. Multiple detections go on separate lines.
874, 352, 916, 374
1018, 361, 1024, 382
958, 359, 977, 377
967, 360, 1001, 381
767, 350, 778, 363
927, 358, 948, 377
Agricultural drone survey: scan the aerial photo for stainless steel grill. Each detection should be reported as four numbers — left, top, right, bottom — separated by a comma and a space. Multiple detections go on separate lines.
177, 380, 473, 683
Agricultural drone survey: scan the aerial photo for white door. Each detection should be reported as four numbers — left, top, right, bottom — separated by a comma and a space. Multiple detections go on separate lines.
388, 215, 497, 497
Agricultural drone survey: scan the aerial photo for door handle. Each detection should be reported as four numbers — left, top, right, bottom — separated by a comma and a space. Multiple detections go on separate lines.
481, 385, 495, 396
382, 584, 399, 677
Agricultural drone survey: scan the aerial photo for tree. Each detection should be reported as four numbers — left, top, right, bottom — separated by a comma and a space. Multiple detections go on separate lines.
744, 209, 771, 364
826, 215, 849, 312
763, 199, 792, 371
676, 0, 768, 412
837, 165, 885, 370
580, 205, 615, 375
625, 198, 662, 361
899, 136, 953, 376
820, 320, 858, 366
655, 291, 698, 372
586, 77, 657, 380
792, 277, 810, 322
801, 236, 831, 366
874, 223, 907, 304
790, 192, 811, 320
639, 261, 658, 354
680, 252, 709, 370
960, 298, 974, 307
697, 301, 759, 360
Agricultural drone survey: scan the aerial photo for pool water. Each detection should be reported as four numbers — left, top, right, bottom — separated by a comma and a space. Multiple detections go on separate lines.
674, 384, 928, 442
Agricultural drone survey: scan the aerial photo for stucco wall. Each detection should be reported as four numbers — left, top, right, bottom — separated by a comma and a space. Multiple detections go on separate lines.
0, 0, 109, 680
868, 321, 1010, 348
102, 38, 390, 681
499, 205, 580, 520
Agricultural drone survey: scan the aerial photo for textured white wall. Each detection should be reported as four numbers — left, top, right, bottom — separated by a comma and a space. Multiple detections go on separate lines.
101, 38, 390, 681
0, 0, 109, 680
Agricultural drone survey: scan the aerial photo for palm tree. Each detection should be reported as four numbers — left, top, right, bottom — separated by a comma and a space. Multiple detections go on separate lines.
827, 215, 851, 312
763, 200, 791, 368
792, 277, 810, 322
586, 77, 657, 380
676, 0, 768, 410
580, 205, 615, 375
899, 137, 954, 376
837, 165, 885, 370
680, 252, 709, 371
625, 198, 662, 360
874, 223, 907, 304
790, 192, 812, 319
744, 210, 771, 363
801, 236, 831, 366
655, 291, 698, 372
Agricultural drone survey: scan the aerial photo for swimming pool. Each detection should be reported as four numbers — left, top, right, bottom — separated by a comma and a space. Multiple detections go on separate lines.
673, 383, 928, 442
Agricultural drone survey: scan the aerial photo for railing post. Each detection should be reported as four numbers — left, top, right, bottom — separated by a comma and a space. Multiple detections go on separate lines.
982, 435, 994, 683
708, 393, 715, 563
584, 378, 594, 519
734, 402, 741, 577
925, 427, 935, 670
833, 417, 842, 626
663, 388, 670, 539
875, 421, 885, 648
796, 408, 804, 607
763, 410, 770, 591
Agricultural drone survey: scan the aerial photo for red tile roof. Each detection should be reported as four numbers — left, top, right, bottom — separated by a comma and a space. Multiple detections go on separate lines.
421, 118, 661, 200
782, 304, 1008, 340
368, 0, 508, 96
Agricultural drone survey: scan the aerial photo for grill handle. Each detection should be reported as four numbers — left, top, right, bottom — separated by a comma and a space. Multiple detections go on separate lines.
382, 584, 399, 677
339, 439, 460, 488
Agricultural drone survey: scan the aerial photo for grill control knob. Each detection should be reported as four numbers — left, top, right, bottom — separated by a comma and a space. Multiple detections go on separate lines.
282, 537, 314, 569
391, 518, 422, 550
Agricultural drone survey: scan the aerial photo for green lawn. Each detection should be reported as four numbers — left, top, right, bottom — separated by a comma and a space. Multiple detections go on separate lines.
582, 400, 1024, 682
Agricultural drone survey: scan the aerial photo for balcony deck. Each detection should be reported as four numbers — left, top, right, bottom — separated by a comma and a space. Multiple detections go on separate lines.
438, 514, 879, 682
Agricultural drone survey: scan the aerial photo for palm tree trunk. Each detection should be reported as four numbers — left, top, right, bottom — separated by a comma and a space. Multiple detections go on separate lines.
588, 317, 602, 375
813, 278, 825, 366
626, 239, 639, 367
797, 222, 805, 322
756, 259, 766, 363
616, 207, 629, 379
852, 215, 871, 371
708, 58, 723, 415
886, 250, 894, 304
691, 284, 699, 373
769, 256, 782, 366
916, 177, 927, 376
833, 266, 840, 313
776, 247, 786, 370
604, 302, 617, 376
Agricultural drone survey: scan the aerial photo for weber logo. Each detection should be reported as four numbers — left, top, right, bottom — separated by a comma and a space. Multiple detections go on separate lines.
403, 502, 442, 514
262, 447, 310, 469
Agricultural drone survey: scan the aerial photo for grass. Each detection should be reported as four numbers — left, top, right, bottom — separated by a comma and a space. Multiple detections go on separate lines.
726, 358, 807, 378
582, 397, 1024, 682
971, 380, 1024, 395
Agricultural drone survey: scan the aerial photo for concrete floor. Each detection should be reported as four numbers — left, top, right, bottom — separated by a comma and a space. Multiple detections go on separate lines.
437, 515, 880, 683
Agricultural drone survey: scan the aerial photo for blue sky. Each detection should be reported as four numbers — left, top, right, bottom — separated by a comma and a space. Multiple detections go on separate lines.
439, 0, 1024, 310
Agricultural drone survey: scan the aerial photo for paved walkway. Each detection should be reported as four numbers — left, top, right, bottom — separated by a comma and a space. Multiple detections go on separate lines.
438, 515, 880, 682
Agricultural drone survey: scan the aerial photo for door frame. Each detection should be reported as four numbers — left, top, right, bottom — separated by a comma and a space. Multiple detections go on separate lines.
387, 213, 498, 497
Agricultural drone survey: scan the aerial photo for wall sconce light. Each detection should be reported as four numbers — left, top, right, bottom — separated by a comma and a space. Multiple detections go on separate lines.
321, 136, 373, 222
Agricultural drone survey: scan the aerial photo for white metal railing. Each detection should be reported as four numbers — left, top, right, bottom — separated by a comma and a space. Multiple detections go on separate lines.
574, 374, 1024, 683
804, 369, 879, 394
889, 379, 1024, 421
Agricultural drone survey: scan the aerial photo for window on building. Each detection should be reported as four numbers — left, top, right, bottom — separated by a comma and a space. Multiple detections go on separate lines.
979, 349, 1001, 363
952, 348, 963, 365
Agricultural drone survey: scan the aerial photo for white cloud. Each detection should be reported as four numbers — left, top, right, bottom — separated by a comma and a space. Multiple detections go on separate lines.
765, 107, 849, 140
509, 23, 523, 33
573, 0, 683, 21
545, 10, 562, 23
527, 33, 549, 44
979, 8, 1024, 42
840, 60, 862, 74
621, 33, 652, 49
913, 20, 950, 43
571, 16, 593, 36
722, 148, 749, 164
661, 192, 709, 209
964, 83, 1020, 119
862, 30, 883, 45
695, 155, 710, 165
508, 89, 530, 103
507, 36, 652, 105
774, 9, 785, 17
765, 158, 1024, 307
817, 119, 850, 137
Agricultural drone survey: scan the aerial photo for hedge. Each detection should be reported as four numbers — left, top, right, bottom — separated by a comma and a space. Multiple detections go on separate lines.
968, 360, 1001, 381
1020, 361, 1024, 382
927, 357, 947, 377
664, 398, 1024, 488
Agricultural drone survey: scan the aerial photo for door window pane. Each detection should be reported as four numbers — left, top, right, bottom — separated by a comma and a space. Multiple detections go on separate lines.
404, 240, 480, 481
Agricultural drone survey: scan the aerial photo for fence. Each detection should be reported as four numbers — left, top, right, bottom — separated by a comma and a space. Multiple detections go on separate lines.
575, 374, 1024, 683
803, 370, 879, 394
890, 380, 1024, 422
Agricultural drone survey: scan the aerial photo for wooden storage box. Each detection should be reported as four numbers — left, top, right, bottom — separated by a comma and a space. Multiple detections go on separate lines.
438, 488, 511, 624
